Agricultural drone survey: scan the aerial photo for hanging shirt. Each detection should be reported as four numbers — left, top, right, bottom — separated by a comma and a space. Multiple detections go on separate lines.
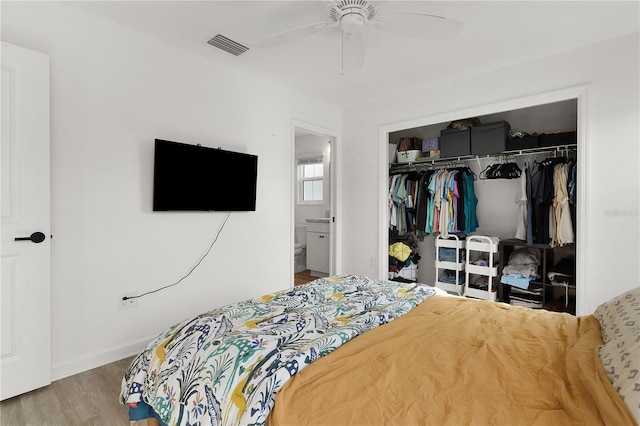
446, 171, 459, 233
535, 159, 559, 245
525, 166, 534, 245
415, 171, 433, 234
425, 172, 436, 234
463, 170, 479, 233
455, 171, 466, 232
432, 170, 445, 234
394, 174, 408, 234
388, 174, 400, 229
439, 171, 452, 238
515, 168, 528, 241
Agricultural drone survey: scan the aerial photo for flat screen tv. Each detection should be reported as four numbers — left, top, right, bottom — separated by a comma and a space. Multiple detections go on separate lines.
153, 139, 258, 211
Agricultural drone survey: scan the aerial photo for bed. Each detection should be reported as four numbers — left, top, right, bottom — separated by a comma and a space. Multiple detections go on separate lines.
120, 275, 639, 425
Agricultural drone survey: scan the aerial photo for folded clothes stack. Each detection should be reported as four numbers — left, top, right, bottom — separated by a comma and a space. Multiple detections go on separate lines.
500, 247, 542, 290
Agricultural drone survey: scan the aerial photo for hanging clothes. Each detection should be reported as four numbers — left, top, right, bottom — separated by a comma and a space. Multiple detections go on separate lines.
569, 162, 577, 238
415, 170, 434, 233
532, 156, 576, 246
388, 167, 478, 236
550, 162, 574, 247
534, 158, 562, 244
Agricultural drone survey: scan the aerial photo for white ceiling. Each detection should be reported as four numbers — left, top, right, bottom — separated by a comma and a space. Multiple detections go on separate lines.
69, 1, 639, 108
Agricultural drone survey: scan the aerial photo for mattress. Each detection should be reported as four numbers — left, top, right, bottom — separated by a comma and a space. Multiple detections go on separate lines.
268, 295, 636, 425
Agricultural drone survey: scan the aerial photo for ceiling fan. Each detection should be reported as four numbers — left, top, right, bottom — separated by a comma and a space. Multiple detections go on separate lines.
250, 0, 463, 73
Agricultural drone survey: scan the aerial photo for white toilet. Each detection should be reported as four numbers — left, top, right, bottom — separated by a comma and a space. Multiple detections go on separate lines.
294, 225, 307, 273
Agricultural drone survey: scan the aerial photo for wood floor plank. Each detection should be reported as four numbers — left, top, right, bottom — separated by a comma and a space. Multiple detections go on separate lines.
20, 385, 66, 426
0, 356, 134, 425
0, 396, 26, 425
294, 269, 316, 286
52, 371, 98, 423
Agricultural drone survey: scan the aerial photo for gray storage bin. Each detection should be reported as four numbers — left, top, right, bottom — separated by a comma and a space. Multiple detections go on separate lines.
440, 128, 471, 157
506, 135, 539, 151
471, 121, 510, 155
539, 131, 577, 147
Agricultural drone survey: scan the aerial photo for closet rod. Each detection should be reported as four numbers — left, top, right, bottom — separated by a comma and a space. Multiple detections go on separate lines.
390, 144, 577, 172
502, 144, 577, 158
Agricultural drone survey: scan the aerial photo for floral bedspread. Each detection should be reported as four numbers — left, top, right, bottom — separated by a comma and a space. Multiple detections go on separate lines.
120, 275, 436, 425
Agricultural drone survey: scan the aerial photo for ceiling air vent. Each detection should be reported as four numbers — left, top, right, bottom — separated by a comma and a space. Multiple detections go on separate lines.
207, 34, 250, 56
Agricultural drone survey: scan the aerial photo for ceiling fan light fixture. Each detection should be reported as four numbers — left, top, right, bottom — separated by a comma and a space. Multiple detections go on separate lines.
340, 13, 365, 34
330, 0, 377, 34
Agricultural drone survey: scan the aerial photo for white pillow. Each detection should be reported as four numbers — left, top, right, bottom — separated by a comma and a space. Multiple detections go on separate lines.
599, 328, 640, 423
594, 287, 640, 344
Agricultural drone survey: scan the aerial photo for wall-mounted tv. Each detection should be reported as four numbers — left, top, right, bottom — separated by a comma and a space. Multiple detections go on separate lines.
153, 139, 258, 212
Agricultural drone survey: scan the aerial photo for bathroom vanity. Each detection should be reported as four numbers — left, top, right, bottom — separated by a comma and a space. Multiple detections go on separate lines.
305, 219, 330, 276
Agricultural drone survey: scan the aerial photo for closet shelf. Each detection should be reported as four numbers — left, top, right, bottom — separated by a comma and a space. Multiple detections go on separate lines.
498, 239, 576, 315
436, 260, 465, 271
466, 264, 499, 276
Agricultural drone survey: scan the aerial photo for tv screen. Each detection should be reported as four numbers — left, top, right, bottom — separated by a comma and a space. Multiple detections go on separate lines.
153, 139, 257, 211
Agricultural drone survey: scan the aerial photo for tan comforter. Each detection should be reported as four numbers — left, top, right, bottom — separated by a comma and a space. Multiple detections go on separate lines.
268, 295, 636, 425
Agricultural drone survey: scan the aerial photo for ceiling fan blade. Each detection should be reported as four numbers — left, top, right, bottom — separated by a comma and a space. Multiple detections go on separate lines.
341, 31, 365, 74
252, 22, 331, 48
379, 13, 463, 40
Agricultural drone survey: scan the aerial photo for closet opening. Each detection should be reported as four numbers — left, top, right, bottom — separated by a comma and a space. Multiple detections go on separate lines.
378, 86, 587, 315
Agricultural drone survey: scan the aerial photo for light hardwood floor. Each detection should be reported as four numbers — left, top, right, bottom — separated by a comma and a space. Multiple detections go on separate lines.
0, 356, 134, 425
294, 269, 317, 286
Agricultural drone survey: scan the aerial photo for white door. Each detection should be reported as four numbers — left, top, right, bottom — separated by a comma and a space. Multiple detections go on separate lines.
1, 42, 51, 400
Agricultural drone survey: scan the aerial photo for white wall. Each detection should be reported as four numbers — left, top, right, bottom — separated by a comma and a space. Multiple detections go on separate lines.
341, 33, 640, 315
1, 2, 340, 379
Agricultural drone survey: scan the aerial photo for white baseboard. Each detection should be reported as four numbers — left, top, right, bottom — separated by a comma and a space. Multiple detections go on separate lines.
51, 336, 154, 381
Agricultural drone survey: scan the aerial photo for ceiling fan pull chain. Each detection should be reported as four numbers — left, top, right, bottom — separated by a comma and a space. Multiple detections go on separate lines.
341, 32, 345, 75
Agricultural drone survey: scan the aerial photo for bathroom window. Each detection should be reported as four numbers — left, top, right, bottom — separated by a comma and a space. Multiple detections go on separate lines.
298, 154, 323, 204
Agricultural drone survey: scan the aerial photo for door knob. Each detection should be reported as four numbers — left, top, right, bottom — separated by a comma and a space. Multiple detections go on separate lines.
14, 232, 46, 243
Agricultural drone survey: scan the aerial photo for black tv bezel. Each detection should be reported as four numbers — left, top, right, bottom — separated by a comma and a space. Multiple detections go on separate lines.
152, 139, 257, 212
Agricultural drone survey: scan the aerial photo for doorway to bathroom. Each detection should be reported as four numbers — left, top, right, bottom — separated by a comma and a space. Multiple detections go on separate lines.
292, 121, 338, 286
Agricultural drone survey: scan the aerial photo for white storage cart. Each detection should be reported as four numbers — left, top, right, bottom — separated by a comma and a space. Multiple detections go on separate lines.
464, 235, 500, 301
435, 234, 466, 295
